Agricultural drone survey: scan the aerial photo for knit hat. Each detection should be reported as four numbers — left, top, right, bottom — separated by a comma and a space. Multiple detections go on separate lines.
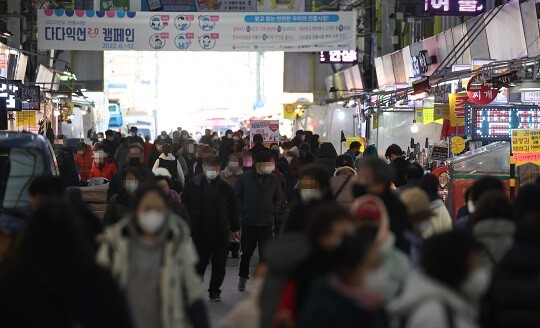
152, 167, 172, 178
400, 187, 432, 221
351, 194, 390, 245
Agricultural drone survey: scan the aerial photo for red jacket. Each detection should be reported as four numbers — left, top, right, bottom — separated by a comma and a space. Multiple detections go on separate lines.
75, 145, 94, 182
144, 141, 153, 164
90, 160, 118, 181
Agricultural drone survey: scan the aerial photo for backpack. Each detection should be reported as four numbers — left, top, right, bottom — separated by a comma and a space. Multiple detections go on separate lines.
158, 158, 183, 193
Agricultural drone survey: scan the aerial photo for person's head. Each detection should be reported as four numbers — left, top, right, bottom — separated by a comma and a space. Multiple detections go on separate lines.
419, 173, 439, 197
253, 134, 264, 145
269, 143, 280, 152
242, 153, 253, 169
145, 135, 151, 142
198, 145, 213, 159
133, 182, 169, 236
297, 164, 331, 202
227, 153, 241, 169
405, 162, 424, 182
352, 195, 391, 245
126, 143, 144, 166
54, 134, 66, 146
356, 157, 395, 196
161, 143, 171, 156
76, 142, 88, 154
29, 175, 64, 211
307, 203, 355, 252
421, 231, 488, 300
472, 191, 512, 224
172, 130, 180, 139
318, 142, 338, 158
336, 154, 354, 169
281, 141, 292, 152
232, 131, 241, 141
171, 142, 182, 157
92, 150, 107, 165
400, 188, 432, 236
385, 144, 403, 162
225, 129, 233, 139
160, 131, 168, 140
182, 139, 196, 154
304, 131, 313, 141
237, 129, 245, 137
203, 155, 221, 180
468, 177, 505, 214
97, 132, 104, 142
349, 141, 361, 155
514, 184, 540, 244
254, 152, 275, 175
205, 129, 211, 136
180, 130, 190, 140
295, 130, 305, 141
153, 168, 172, 195
122, 167, 141, 195
363, 144, 378, 158
105, 130, 114, 140
332, 228, 382, 288
298, 142, 311, 157
129, 126, 138, 136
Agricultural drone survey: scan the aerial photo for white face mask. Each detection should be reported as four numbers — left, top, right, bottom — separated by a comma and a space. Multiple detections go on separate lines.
233, 136, 240, 141
227, 134, 233, 139
300, 188, 321, 202
78, 151, 84, 155
364, 267, 388, 296
228, 161, 239, 168
262, 164, 275, 174
205, 170, 218, 180
467, 200, 476, 214
137, 210, 166, 234
462, 267, 491, 301
124, 180, 139, 193
98, 137, 104, 142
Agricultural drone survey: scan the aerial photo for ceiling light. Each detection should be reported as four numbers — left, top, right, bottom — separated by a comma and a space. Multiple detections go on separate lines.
516, 80, 540, 92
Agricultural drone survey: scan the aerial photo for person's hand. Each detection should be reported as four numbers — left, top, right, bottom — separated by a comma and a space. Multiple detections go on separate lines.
231, 231, 241, 240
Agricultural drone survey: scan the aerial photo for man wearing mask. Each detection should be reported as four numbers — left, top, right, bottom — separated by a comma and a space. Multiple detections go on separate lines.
345, 141, 362, 167
199, 129, 213, 146
108, 143, 154, 200
127, 126, 145, 148
249, 134, 269, 156
102, 130, 119, 158
291, 130, 305, 148
54, 135, 79, 187
385, 144, 408, 188
159, 130, 173, 144
235, 151, 282, 292
182, 155, 240, 302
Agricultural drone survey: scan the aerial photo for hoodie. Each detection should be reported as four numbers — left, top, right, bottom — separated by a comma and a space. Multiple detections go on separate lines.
388, 272, 479, 328
472, 218, 515, 264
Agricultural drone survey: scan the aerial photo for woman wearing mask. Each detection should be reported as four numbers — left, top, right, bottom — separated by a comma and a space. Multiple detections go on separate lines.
103, 168, 140, 227
232, 131, 245, 154
97, 183, 209, 328
172, 142, 189, 177
242, 153, 254, 172
389, 231, 487, 328
90, 150, 118, 181
153, 143, 185, 193
210, 132, 221, 155
75, 142, 94, 184
181, 139, 197, 180
220, 153, 244, 188
153, 168, 191, 227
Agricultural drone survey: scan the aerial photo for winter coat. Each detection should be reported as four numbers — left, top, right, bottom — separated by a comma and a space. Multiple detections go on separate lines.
330, 167, 357, 210
380, 233, 412, 302
177, 155, 188, 177
75, 145, 94, 182
273, 169, 288, 224
388, 272, 479, 328
235, 170, 283, 227
54, 145, 79, 187
219, 137, 234, 166
96, 215, 206, 328
114, 144, 128, 170
153, 153, 185, 188
481, 243, 540, 328
103, 192, 133, 227
249, 143, 270, 156
107, 165, 154, 200
424, 199, 453, 238
472, 219, 515, 264
90, 160, 118, 181
313, 143, 338, 176
380, 190, 410, 254
220, 166, 243, 189
389, 156, 409, 188
182, 174, 239, 242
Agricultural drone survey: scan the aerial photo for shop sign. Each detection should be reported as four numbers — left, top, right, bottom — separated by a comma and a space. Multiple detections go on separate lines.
512, 129, 540, 153
434, 104, 450, 122
430, 145, 449, 161
468, 105, 540, 141
250, 120, 280, 147
16, 111, 37, 128
38, 10, 356, 52
415, 108, 423, 123
522, 91, 540, 103
467, 75, 498, 105
345, 137, 365, 152
319, 50, 357, 64
449, 91, 468, 126
424, 0, 486, 16
450, 135, 466, 154
283, 104, 296, 120
423, 108, 434, 124
100, 0, 130, 11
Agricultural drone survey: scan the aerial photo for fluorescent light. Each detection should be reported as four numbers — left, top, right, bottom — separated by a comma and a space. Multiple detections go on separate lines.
517, 80, 540, 92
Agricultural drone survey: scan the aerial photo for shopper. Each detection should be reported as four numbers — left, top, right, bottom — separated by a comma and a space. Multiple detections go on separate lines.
148, 141, 163, 168
345, 141, 362, 166
158, 130, 173, 145
103, 130, 119, 159
219, 129, 235, 167
399, 188, 433, 266
103, 168, 140, 227
75, 142, 94, 184
153, 143, 185, 192
181, 139, 198, 180
182, 155, 240, 302
242, 152, 254, 172
269, 150, 288, 237
235, 151, 282, 292
220, 153, 243, 188
115, 137, 129, 170
298, 142, 316, 167
0, 202, 131, 327
397, 162, 424, 194
385, 144, 408, 188
419, 173, 453, 237
97, 183, 209, 328
249, 134, 270, 156
53, 135, 79, 187
108, 143, 154, 200
199, 129, 213, 146
330, 155, 357, 209
127, 126, 144, 147
90, 150, 118, 181
153, 167, 190, 224
388, 231, 486, 328
314, 142, 338, 176
143, 135, 153, 164
291, 130, 305, 148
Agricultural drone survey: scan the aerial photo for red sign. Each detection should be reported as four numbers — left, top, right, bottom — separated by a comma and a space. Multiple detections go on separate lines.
467, 75, 498, 105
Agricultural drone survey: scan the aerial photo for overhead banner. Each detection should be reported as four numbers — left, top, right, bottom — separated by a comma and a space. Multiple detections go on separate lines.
38, 10, 356, 52
140, 0, 257, 12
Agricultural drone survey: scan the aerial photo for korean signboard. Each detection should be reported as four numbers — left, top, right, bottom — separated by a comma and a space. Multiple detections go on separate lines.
345, 137, 365, 152
16, 111, 37, 128
466, 75, 498, 105
512, 129, 540, 166
38, 10, 356, 52
250, 120, 280, 147
101, 0, 130, 11
319, 50, 357, 64
424, 0, 485, 16
141, 0, 257, 12
449, 91, 468, 126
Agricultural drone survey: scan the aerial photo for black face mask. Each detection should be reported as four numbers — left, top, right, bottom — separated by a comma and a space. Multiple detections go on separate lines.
128, 157, 141, 166
353, 184, 368, 198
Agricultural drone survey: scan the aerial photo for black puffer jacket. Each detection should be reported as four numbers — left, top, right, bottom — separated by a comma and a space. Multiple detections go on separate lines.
235, 170, 283, 227
54, 145, 79, 187
389, 156, 408, 188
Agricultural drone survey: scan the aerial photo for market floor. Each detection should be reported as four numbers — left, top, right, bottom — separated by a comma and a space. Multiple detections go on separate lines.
202, 254, 259, 327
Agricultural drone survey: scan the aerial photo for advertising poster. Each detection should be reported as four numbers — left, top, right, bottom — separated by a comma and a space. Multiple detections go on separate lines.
250, 120, 280, 147
16, 111, 37, 128
38, 10, 357, 52
141, 0, 256, 12
100, 0, 130, 11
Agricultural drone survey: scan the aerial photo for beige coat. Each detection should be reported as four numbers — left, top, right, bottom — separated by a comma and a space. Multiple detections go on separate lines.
330, 167, 357, 210
220, 166, 244, 188
423, 199, 453, 238
96, 215, 202, 328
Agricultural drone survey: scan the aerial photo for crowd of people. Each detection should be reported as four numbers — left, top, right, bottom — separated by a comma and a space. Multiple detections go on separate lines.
1, 126, 540, 328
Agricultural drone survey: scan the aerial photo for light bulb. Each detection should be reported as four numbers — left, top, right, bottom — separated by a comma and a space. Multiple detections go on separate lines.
338, 111, 345, 120
410, 119, 419, 133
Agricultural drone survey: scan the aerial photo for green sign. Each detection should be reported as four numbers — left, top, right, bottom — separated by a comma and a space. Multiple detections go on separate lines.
100, 0, 130, 11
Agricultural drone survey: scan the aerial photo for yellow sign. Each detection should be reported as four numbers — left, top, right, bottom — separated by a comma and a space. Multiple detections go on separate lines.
434, 104, 450, 124
450, 136, 466, 154
423, 108, 434, 124
345, 137, 365, 152
283, 104, 296, 120
16, 111, 37, 128
449, 91, 468, 126
512, 130, 540, 166
414, 108, 423, 123
373, 114, 379, 129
